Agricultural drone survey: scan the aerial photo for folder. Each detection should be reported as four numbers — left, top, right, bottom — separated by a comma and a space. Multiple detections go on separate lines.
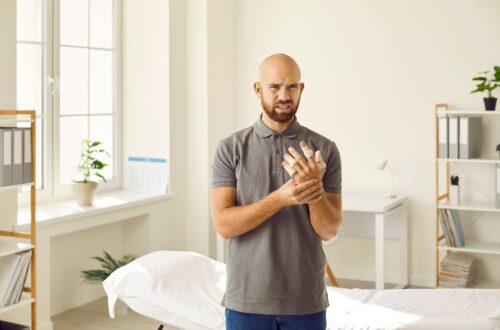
12, 128, 23, 185
0, 128, 13, 186
438, 117, 448, 158
458, 116, 482, 159
448, 117, 459, 159
23, 128, 32, 183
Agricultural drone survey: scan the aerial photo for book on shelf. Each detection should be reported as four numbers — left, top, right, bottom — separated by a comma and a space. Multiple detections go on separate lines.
0, 249, 32, 308
439, 253, 478, 288
439, 209, 465, 247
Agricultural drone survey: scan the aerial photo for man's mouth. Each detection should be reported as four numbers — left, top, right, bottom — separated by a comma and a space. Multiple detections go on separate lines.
275, 103, 292, 111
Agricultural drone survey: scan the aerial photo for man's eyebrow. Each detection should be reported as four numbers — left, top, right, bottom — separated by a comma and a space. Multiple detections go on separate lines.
267, 83, 281, 87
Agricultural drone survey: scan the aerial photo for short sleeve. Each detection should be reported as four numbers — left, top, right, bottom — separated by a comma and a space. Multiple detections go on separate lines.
323, 141, 342, 193
212, 140, 237, 188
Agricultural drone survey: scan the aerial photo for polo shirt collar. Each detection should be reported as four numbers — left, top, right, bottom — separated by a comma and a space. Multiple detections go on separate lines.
254, 115, 301, 139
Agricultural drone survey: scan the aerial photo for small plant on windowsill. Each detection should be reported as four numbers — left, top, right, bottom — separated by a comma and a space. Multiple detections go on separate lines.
471, 66, 500, 111
81, 250, 137, 316
71, 139, 110, 206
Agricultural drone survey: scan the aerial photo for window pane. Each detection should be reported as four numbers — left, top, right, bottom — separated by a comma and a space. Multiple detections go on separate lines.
60, 0, 88, 47
60, 46, 88, 115
90, 50, 112, 114
17, 43, 43, 116
90, 0, 113, 49
17, 0, 43, 42
60, 116, 88, 185
89, 115, 113, 180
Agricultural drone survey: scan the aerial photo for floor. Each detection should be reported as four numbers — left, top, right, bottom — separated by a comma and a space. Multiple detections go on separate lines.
52, 297, 177, 330
52, 279, 427, 330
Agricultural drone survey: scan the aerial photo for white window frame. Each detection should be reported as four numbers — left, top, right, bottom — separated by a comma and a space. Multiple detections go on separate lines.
18, 0, 122, 206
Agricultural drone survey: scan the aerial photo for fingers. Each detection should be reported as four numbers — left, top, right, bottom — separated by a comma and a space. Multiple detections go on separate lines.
282, 161, 296, 177
315, 150, 326, 169
283, 154, 298, 169
300, 141, 315, 163
288, 146, 309, 170
303, 191, 323, 204
293, 178, 318, 192
294, 181, 323, 201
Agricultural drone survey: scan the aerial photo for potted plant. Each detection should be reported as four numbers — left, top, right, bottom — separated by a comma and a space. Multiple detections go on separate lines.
471, 66, 500, 111
72, 139, 110, 206
81, 250, 137, 315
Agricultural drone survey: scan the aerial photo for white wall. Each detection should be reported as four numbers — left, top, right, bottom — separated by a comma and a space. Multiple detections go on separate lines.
0, 0, 16, 108
232, 0, 500, 286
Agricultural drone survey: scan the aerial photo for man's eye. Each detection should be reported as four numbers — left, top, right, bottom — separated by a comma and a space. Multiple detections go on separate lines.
270, 86, 279, 90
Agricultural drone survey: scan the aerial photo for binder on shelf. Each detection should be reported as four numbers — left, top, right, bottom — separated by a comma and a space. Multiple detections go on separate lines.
438, 117, 448, 158
12, 128, 23, 185
448, 117, 459, 159
22, 128, 32, 183
458, 116, 482, 159
0, 128, 13, 186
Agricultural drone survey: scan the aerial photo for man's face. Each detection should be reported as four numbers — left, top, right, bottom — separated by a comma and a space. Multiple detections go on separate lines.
255, 60, 304, 123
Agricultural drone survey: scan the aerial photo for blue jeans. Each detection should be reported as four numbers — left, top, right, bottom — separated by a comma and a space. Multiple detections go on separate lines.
225, 308, 327, 330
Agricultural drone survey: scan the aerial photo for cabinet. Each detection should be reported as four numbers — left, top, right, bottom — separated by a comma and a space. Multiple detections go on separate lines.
434, 103, 500, 288
0, 110, 36, 329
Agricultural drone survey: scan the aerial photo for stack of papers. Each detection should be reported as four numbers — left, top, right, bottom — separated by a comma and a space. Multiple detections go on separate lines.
0, 250, 32, 307
438, 253, 478, 288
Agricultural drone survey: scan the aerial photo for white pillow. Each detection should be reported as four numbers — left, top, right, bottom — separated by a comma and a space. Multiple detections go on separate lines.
103, 250, 226, 330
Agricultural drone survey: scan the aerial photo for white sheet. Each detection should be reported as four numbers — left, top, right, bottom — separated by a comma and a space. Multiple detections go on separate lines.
103, 251, 500, 330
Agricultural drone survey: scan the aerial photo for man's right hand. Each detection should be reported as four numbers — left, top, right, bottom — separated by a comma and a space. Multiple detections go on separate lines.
274, 178, 324, 207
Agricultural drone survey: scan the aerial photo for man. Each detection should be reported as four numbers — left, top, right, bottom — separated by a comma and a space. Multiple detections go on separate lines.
211, 53, 343, 330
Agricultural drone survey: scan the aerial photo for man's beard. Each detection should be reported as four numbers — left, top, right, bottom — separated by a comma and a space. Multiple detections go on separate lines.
261, 98, 300, 123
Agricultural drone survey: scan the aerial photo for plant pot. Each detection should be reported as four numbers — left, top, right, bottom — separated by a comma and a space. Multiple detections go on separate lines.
484, 97, 497, 111
71, 181, 98, 206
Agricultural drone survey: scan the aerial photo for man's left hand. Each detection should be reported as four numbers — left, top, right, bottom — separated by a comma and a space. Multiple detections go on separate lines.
282, 141, 326, 184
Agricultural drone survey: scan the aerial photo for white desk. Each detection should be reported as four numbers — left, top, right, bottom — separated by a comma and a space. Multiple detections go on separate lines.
330, 192, 408, 290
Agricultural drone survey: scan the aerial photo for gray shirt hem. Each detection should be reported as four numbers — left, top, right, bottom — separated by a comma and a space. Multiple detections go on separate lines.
222, 298, 330, 316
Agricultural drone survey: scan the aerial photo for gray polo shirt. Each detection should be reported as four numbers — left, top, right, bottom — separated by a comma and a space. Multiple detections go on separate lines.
211, 115, 342, 315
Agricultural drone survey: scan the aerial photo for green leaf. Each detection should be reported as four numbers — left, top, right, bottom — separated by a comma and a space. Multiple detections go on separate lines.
91, 160, 106, 169
103, 250, 121, 269
472, 76, 487, 81
95, 172, 107, 183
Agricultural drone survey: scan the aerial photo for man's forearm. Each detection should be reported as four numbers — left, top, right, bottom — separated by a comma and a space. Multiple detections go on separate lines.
308, 193, 342, 240
216, 191, 283, 239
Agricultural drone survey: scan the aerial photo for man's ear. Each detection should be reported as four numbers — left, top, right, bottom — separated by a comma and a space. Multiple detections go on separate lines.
253, 82, 261, 97
300, 82, 305, 93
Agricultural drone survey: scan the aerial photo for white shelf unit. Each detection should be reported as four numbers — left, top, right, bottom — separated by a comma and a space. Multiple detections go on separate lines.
438, 200, 500, 213
434, 104, 500, 289
0, 183, 34, 192
0, 110, 37, 329
438, 158, 500, 164
438, 240, 500, 256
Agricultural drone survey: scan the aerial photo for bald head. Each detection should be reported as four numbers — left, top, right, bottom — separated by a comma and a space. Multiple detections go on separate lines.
258, 53, 301, 82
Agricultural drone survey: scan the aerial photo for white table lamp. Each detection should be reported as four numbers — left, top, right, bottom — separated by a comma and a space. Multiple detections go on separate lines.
377, 160, 397, 198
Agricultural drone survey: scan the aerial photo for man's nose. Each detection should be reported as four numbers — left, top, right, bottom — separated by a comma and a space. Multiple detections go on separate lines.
278, 87, 290, 101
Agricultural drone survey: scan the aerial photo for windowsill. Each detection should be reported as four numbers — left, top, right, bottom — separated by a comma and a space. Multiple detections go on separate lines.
16, 189, 174, 231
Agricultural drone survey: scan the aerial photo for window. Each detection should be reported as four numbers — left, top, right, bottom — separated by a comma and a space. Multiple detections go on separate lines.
16, 0, 121, 203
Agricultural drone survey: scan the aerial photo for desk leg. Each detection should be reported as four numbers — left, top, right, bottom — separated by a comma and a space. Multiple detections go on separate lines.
400, 203, 409, 288
375, 213, 385, 290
